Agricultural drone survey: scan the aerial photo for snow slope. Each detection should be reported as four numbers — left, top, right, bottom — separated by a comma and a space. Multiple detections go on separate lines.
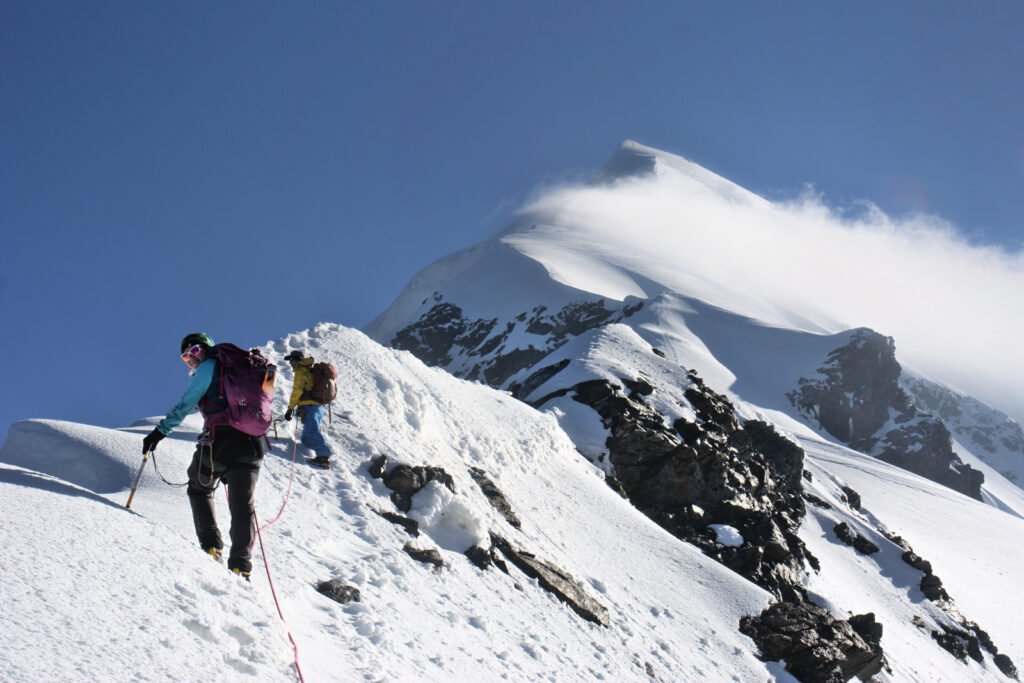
799, 435, 1024, 679
2, 324, 782, 683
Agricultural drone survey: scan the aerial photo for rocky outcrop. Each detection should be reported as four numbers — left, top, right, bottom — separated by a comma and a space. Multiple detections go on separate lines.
370, 455, 456, 512
468, 467, 521, 529
559, 371, 901, 679
490, 534, 610, 627
788, 329, 984, 499
570, 372, 810, 602
369, 454, 607, 628
403, 543, 445, 570
374, 509, 420, 537
833, 522, 880, 556
880, 530, 1018, 676
390, 293, 641, 387
316, 580, 361, 605
904, 374, 1024, 484
873, 414, 984, 498
740, 602, 884, 682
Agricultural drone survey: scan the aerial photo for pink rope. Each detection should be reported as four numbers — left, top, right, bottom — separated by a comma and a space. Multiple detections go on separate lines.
259, 439, 299, 531
255, 510, 307, 683
220, 437, 305, 681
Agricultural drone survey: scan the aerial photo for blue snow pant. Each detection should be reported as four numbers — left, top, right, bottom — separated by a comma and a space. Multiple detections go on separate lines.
299, 405, 333, 458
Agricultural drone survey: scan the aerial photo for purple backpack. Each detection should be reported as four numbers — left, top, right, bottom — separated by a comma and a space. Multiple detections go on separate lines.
203, 343, 277, 436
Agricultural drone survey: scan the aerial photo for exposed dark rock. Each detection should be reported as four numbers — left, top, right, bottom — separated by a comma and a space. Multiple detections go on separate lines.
789, 330, 900, 441
927, 619, 1019, 679
374, 509, 420, 537
468, 467, 521, 529
931, 623, 983, 664
525, 300, 620, 344
492, 534, 609, 627
833, 522, 880, 555
802, 492, 832, 509
464, 544, 509, 573
391, 300, 468, 366
529, 386, 574, 409
994, 654, 1019, 680
316, 580, 361, 605
391, 296, 631, 389
403, 543, 444, 569
805, 548, 821, 573
920, 573, 949, 602
904, 374, 1024, 484
788, 329, 984, 500
368, 454, 388, 479
383, 464, 456, 495
509, 358, 571, 400
674, 417, 702, 445
651, 347, 666, 358
390, 492, 414, 513
879, 528, 909, 550
383, 465, 425, 493
604, 475, 629, 499
622, 377, 654, 399
900, 550, 932, 574
840, 486, 861, 510
571, 374, 810, 602
896, 544, 1017, 674
848, 612, 884, 644
875, 417, 984, 500
901, 550, 939, 606
378, 464, 456, 513
740, 601, 884, 682
483, 347, 550, 386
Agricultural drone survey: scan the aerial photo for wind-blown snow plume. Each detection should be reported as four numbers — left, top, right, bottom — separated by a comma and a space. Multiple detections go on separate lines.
516, 152, 1024, 424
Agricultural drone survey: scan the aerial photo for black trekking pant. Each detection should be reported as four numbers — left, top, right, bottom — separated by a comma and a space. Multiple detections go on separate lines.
186, 425, 264, 573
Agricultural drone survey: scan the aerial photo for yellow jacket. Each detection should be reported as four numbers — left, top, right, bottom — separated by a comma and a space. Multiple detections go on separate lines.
288, 358, 321, 409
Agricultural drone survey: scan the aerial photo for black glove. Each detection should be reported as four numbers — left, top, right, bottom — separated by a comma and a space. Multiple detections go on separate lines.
284, 409, 293, 421
143, 428, 165, 454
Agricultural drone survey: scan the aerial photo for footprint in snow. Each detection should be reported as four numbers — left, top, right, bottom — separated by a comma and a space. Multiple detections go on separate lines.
184, 617, 217, 642
227, 625, 255, 646
223, 654, 259, 676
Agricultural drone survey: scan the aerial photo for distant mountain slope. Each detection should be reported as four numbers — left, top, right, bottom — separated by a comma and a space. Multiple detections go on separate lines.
366, 142, 1024, 680
367, 141, 1023, 507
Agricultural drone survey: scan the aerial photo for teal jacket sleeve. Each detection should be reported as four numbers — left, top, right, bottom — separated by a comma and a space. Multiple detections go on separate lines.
156, 359, 216, 435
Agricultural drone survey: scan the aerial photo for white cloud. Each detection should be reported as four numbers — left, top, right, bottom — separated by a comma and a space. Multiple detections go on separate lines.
517, 165, 1024, 424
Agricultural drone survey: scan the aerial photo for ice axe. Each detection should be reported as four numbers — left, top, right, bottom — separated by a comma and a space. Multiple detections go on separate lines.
125, 450, 151, 509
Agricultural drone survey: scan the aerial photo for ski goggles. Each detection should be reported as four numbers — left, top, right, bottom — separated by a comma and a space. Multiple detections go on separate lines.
181, 344, 204, 364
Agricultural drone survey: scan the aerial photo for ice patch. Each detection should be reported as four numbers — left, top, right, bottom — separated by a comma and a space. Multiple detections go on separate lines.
708, 524, 744, 547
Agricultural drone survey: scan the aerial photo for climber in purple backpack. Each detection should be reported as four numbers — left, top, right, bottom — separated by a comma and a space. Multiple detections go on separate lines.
142, 332, 276, 579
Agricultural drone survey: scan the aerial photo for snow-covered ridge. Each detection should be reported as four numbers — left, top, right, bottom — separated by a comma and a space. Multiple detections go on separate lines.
2, 324, 780, 682
4, 322, 1023, 681
594, 140, 769, 209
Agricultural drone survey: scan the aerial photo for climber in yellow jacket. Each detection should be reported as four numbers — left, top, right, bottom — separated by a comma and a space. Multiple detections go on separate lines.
283, 350, 333, 468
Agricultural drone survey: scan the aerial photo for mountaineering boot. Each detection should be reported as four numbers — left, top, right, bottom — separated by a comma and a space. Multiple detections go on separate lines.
206, 547, 224, 563
308, 455, 332, 469
231, 567, 251, 582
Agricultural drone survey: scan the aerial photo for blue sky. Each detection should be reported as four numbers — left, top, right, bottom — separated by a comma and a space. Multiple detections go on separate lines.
2, 1, 1022, 441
